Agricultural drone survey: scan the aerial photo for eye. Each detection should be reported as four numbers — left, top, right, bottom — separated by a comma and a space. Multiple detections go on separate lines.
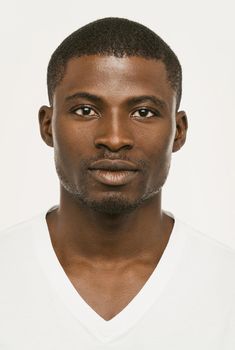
72, 106, 98, 117
131, 108, 160, 118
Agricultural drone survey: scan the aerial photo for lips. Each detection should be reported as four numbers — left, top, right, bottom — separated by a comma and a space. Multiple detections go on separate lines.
88, 160, 139, 186
88, 159, 139, 172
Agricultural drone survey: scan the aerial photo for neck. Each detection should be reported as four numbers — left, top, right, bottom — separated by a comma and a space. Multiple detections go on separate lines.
46, 187, 174, 266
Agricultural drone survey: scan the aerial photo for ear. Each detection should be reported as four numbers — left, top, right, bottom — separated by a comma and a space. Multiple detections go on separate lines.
38, 105, 54, 147
172, 110, 188, 152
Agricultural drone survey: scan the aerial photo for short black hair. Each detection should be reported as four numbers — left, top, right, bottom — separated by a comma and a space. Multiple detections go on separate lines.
47, 17, 182, 110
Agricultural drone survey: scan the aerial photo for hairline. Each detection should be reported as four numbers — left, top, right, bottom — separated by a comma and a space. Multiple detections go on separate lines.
48, 53, 181, 110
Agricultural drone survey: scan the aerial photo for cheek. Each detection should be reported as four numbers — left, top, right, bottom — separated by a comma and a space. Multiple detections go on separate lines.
144, 123, 175, 160
52, 118, 92, 160
143, 124, 175, 178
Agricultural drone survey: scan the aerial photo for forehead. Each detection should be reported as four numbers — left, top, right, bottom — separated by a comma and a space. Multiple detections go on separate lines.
54, 55, 176, 109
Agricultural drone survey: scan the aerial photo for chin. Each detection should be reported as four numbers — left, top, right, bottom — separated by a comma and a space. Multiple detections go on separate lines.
57, 166, 163, 215
77, 192, 144, 215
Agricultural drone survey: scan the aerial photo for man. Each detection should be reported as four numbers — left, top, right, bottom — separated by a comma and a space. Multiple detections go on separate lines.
0, 17, 234, 349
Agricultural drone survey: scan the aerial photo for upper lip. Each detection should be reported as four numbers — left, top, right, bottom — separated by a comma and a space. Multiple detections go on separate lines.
88, 160, 139, 171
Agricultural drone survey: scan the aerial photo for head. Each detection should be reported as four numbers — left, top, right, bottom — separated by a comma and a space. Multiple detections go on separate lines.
39, 17, 188, 215
47, 17, 182, 110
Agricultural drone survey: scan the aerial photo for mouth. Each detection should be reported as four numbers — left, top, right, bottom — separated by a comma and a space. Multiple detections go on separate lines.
88, 169, 138, 186
88, 159, 139, 186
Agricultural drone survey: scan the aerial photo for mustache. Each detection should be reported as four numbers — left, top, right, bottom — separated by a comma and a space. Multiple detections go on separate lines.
79, 153, 149, 175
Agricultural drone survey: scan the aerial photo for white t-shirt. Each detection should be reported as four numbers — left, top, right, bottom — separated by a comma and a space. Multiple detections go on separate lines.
0, 207, 234, 349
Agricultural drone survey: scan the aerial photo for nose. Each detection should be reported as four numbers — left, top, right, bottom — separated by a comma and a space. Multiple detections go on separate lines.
94, 113, 134, 152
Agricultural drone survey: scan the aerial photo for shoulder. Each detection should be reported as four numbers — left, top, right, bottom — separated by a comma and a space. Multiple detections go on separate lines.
165, 211, 235, 278
0, 211, 46, 259
176, 217, 235, 255
172, 216, 235, 278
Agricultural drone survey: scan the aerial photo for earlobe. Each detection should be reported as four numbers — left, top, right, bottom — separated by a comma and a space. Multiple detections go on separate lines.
172, 111, 188, 152
38, 105, 54, 147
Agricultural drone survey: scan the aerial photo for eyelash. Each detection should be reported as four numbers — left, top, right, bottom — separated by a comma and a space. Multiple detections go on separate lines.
71, 105, 98, 117
70, 105, 160, 119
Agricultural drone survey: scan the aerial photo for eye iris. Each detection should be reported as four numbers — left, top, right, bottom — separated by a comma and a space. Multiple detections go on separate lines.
83, 107, 91, 115
139, 109, 149, 117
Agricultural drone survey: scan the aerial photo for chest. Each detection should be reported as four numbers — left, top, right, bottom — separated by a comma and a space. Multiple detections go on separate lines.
65, 263, 157, 321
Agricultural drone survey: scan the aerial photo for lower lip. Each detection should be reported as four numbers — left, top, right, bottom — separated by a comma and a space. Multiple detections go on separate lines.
89, 169, 138, 186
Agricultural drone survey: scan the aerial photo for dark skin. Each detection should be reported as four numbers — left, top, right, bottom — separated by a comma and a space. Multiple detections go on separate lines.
39, 55, 187, 321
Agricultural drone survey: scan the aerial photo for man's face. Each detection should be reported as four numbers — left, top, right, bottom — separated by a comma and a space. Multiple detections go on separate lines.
40, 55, 187, 215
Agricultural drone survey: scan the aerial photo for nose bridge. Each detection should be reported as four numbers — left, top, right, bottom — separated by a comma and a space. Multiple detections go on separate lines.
94, 108, 134, 151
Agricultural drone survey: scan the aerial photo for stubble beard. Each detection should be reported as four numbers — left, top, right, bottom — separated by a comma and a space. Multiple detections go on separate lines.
55, 161, 170, 216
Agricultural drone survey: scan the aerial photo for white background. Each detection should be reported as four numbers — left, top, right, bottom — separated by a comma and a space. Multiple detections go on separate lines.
0, 0, 234, 248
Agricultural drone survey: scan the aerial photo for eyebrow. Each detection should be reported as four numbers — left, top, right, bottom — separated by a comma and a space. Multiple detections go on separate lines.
126, 95, 167, 110
65, 92, 103, 104
64, 92, 167, 110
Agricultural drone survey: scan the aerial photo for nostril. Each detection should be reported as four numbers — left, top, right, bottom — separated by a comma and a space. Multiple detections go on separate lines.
93, 118, 134, 151
94, 142, 134, 152
94, 136, 134, 152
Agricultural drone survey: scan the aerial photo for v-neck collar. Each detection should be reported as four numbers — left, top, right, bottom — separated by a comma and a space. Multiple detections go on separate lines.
33, 206, 185, 343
